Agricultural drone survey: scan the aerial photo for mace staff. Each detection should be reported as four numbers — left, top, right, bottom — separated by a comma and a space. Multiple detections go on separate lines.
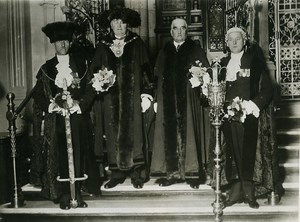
208, 59, 227, 222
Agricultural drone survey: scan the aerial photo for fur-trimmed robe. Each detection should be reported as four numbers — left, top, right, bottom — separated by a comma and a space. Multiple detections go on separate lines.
32, 55, 101, 200
150, 38, 210, 179
208, 47, 283, 197
84, 31, 153, 171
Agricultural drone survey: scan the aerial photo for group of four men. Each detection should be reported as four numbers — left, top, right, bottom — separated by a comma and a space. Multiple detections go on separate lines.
32, 7, 276, 210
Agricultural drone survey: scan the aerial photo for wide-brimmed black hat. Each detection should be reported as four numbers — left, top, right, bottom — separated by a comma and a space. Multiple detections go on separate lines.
42, 21, 77, 43
99, 7, 141, 28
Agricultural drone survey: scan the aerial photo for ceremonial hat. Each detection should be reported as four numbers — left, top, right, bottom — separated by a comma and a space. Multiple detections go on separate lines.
42, 21, 77, 43
99, 7, 141, 28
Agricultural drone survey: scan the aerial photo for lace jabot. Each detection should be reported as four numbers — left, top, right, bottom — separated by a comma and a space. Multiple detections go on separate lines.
55, 55, 73, 89
226, 51, 244, 82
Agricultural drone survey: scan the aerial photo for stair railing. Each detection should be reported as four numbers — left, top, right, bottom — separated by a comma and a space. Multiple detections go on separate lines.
6, 86, 36, 208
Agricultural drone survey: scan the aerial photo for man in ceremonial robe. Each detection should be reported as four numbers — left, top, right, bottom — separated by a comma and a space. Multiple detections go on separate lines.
32, 21, 101, 210
150, 18, 210, 188
80, 7, 154, 189
218, 27, 274, 209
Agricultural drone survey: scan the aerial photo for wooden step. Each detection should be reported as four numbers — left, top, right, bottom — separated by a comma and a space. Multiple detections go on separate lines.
0, 183, 298, 222
275, 116, 300, 130
275, 100, 299, 191
275, 100, 300, 117
276, 132, 300, 147
278, 146, 299, 164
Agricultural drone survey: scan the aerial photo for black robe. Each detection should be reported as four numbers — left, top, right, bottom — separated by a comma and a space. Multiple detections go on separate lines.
32, 55, 101, 200
81, 31, 154, 173
150, 38, 210, 180
208, 48, 281, 197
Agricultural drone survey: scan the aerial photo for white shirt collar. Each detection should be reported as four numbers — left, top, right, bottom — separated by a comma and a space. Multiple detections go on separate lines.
174, 41, 184, 48
115, 34, 126, 40
230, 51, 244, 60
56, 54, 69, 64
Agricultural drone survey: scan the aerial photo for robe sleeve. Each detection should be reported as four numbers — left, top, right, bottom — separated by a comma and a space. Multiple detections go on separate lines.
32, 67, 51, 113
153, 50, 165, 102
79, 43, 109, 113
251, 57, 274, 110
138, 37, 155, 96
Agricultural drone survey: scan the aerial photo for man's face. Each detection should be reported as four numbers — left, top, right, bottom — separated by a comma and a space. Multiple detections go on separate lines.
226, 32, 244, 54
170, 19, 187, 43
111, 19, 127, 37
54, 40, 70, 55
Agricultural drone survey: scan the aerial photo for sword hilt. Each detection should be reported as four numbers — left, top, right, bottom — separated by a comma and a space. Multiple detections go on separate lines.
56, 174, 88, 183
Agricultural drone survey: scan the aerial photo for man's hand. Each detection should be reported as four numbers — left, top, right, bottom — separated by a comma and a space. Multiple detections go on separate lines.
141, 94, 153, 113
69, 101, 82, 114
189, 76, 201, 88
48, 99, 82, 116
153, 102, 157, 113
242, 100, 260, 117
48, 100, 61, 113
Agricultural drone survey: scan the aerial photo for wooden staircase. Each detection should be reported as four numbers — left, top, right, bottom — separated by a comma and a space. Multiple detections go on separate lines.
0, 181, 298, 222
275, 100, 300, 189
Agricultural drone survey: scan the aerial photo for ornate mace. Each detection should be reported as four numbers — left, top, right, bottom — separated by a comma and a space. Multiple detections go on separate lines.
207, 59, 226, 222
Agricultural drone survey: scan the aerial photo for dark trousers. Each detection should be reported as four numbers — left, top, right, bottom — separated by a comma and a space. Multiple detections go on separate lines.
110, 165, 147, 183
223, 116, 258, 181
223, 116, 259, 201
228, 180, 256, 202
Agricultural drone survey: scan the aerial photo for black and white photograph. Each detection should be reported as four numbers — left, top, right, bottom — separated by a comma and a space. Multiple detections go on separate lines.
0, 0, 299, 221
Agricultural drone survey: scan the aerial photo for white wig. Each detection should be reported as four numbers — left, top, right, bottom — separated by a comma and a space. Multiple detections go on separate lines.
225, 27, 248, 42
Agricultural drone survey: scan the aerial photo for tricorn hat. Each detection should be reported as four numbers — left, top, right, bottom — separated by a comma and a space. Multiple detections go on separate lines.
42, 21, 77, 43
99, 7, 141, 28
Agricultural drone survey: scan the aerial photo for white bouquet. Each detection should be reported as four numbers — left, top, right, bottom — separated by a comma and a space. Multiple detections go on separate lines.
91, 68, 116, 93
225, 97, 247, 123
188, 60, 211, 96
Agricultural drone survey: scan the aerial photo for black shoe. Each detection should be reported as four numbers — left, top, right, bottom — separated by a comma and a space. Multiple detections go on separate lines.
104, 178, 125, 189
59, 200, 71, 210
248, 200, 259, 209
81, 184, 102, 197
156, 177, 184, 187
132, 181, 144, 189
186, 179, 201, 189
76, 193, 88, 208
59, 194, 71, 210
223, 198, 244, 209
77, 200, 88, 208
223, 199, 235, 209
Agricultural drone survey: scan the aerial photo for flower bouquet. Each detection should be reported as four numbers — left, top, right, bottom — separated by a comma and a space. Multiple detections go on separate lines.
54, 90, 73, 109
90, 68, 116, 93
225, 96, 247, 123
49, 89, 78, 116
188, 60, 211, 96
